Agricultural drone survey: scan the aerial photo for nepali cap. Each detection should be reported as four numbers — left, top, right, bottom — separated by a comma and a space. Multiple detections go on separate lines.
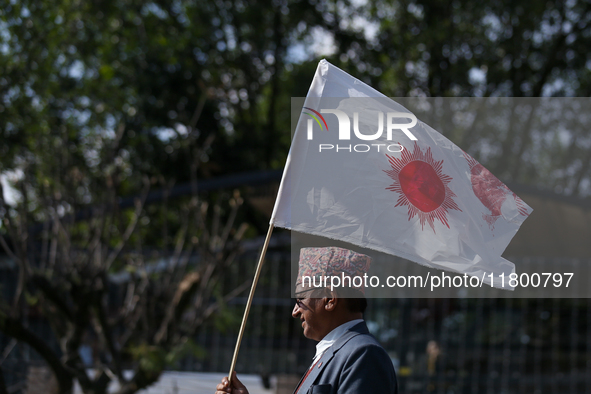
295, 247, 372, 295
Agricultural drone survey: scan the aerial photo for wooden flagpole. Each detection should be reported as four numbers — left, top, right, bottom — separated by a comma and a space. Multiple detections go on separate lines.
228, 223, 275, 384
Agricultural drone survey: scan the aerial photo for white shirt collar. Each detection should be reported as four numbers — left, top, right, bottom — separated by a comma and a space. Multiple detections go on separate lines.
312, 319, 364, 363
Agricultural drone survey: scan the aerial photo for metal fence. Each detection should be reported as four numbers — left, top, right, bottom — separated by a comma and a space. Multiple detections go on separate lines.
2, 242, 591, 393
190, 244, 591, 394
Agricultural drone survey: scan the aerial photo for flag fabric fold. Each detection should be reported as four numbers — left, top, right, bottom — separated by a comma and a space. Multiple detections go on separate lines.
271, 60, 532, 289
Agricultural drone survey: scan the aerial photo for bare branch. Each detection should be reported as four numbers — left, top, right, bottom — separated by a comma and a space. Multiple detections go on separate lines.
119, 273, 150, 348
0, 235, 19, 268
121, 280, 137, 319
0, 339, 16, 366
48, 212, 60, 270
105, 179, 150, 269
189, 86, 207, 130
0, 309, 73, 393
92, 283, 125, 381
11, 178, 32, 313
53, 208, 73, 268
0, 182, 21, 264
163, 208, 189, 290
211, 203, 222, 248
219, 191, 243, 248
31, 274, 74, 321
154, 271, 201, 344
192, 279, 251, 330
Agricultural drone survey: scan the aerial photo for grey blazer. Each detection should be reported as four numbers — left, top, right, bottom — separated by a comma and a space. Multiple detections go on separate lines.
293, 321, 398, 394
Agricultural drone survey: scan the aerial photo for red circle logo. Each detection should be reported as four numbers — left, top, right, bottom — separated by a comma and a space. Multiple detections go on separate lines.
399, 161, 445, 213
384, 143, 461, 232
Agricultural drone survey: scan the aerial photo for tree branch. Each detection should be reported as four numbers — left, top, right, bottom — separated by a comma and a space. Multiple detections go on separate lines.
154, 271, 201, 344
93, 279, 125, 381
31, 274, 75, 321
0, 311, 73, 393
105, 180, 150, 269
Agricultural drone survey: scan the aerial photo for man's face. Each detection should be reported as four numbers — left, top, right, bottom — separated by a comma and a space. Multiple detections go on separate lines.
292, 296, 329, 341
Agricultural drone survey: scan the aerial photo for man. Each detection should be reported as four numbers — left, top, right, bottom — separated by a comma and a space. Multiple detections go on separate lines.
216, 247, 398, 394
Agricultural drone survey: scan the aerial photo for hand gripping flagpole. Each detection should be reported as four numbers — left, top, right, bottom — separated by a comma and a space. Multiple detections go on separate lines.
228, 223, 274, 384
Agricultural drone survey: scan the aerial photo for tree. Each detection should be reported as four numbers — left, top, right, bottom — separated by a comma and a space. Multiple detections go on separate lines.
2, 0, 591, 391
0, 1, 260, 391
333, 0, 591, 195
0, 122, 250, 393
0, 5, 337, 388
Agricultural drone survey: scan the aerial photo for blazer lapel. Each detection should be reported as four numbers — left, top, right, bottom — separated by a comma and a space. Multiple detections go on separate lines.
293, 322, 368, 394
293, 350, 335, 394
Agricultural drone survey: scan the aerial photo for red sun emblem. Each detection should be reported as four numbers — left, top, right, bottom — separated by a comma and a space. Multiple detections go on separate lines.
384, 143, 462, 232
464, 154, 529, 230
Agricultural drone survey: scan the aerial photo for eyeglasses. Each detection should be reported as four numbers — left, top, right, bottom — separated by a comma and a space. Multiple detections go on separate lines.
294, 293, 316, 309
294, 288, 321, 309
295, 298, 306, 308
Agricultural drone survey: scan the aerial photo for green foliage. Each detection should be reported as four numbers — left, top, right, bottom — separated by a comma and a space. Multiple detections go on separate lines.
164, 338, 207, 368
129, 344, 167, 374
2, 0, 590, 199
129, 337, 206, 374
23, 291, 38, 307
212, 300, 242, 334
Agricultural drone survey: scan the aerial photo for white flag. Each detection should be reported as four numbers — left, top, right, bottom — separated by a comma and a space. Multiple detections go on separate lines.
271, 60, 532, 289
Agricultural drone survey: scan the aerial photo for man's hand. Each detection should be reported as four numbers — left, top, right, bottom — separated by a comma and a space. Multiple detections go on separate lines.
215, 371, 249, 394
